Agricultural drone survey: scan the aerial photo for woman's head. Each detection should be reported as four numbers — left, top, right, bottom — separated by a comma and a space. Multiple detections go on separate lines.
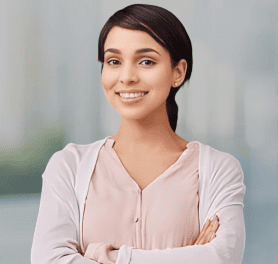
98, 4, 193, 132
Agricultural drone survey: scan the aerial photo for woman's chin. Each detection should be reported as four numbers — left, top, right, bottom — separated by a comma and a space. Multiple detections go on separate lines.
118, 112, 150, 121
117, 108, 164, 123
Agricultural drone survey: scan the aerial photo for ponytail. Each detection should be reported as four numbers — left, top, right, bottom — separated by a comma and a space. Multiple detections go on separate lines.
166, 86, 180, 132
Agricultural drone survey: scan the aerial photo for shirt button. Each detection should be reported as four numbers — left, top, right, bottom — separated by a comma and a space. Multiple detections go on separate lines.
135, 217, 138, 223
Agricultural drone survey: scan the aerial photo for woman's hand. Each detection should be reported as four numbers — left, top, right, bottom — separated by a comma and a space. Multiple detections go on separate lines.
194, 214, 219, 245
95, 243, 119, 264
107, 248, 119, 263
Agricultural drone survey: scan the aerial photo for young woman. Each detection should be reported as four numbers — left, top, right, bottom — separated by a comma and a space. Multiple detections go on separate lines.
31, 4, 246, 264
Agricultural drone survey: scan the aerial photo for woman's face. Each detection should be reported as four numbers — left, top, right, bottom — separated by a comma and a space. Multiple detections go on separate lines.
101, 26, 177, 121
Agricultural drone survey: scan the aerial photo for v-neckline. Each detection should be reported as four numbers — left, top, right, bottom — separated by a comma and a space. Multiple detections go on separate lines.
106, 137, 191, 192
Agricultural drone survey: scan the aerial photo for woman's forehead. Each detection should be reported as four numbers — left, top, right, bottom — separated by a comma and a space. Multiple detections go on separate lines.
104, 26, 165, 54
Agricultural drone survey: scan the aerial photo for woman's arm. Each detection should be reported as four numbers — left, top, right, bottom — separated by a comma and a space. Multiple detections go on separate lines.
115, 205, 245, 264
91, 216, 220, 264
31, 146, 100, 264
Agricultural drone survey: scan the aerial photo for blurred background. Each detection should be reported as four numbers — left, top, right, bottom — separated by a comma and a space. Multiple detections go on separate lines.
0, 0, 277, 263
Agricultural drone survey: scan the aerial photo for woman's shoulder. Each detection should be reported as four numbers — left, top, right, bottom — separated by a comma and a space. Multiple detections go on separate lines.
195, 141, 242, 167
58, 136, 109, 161
196, 141, 245, 186
191, 141, 244, 182
43, 137, 108, 182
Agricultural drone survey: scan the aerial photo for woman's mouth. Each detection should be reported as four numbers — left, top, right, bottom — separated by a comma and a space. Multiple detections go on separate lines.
116, 92, 149, 99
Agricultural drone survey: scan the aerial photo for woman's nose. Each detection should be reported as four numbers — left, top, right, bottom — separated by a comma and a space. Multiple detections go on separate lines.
119, 63, 138, 84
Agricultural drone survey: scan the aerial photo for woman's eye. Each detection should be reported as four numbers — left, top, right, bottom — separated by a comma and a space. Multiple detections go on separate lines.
140, 60, 155, 66
107, 60, 120, 65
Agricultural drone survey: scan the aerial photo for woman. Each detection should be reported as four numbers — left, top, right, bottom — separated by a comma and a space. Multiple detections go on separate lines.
31, 4, 246, 264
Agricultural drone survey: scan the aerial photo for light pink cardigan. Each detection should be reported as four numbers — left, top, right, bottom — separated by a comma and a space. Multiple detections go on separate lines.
31, 136, 246, 264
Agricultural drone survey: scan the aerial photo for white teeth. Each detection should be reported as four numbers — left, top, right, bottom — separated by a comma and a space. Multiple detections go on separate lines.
119, 92, 147, 98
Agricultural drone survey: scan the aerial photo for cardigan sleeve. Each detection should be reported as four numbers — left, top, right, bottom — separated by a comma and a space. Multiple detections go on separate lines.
31, 146, 100, 264
115, 151, 246, 264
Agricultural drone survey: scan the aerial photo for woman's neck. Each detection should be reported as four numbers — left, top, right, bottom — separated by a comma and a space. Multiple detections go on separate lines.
111, 107, 187, 154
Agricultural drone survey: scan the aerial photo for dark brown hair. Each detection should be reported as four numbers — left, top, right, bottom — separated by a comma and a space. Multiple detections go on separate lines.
98, 4, 193, 132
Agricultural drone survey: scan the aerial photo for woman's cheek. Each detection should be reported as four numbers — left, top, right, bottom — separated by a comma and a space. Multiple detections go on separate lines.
102, 70, 117, 92
150, 63, 171, 84
101, 69, 111, 87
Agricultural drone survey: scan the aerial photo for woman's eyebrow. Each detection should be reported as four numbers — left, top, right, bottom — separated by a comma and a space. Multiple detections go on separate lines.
104, 48, 160, 56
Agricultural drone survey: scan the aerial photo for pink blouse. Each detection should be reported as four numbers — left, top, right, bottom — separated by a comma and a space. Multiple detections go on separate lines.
82, 138, 200, 262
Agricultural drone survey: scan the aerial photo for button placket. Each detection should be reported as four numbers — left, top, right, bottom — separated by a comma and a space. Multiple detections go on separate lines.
134, 190, 142, 249
142, 210, 145, 249
139, 191, 143, 249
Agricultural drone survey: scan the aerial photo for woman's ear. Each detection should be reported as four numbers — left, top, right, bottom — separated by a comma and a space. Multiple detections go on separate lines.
172, 59, 187, 87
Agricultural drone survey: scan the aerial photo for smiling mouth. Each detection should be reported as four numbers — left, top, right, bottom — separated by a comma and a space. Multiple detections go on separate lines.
116, 92, 149, 99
